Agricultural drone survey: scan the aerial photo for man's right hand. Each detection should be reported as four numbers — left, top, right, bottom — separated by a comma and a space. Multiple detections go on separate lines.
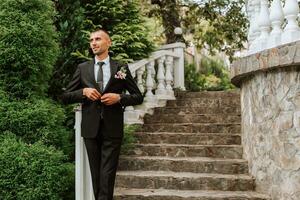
83, 88, 101, 101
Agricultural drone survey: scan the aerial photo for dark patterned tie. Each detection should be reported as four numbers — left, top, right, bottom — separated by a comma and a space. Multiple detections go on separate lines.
97, 62, 105, 92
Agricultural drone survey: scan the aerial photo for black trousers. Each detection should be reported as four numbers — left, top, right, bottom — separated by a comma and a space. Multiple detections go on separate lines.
84, 120, 122, 200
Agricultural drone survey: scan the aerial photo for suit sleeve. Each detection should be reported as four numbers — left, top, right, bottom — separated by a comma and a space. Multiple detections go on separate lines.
119, 65, 144, 107
59, 65, 85, 105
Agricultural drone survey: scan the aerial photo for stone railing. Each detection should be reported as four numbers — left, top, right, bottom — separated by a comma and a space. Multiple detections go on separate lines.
247, 0, 300, 55
74, 42, 186, 200
124, 42, 186, 124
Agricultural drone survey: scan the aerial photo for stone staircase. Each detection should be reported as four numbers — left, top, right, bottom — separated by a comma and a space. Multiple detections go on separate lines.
114, 91, 270, 200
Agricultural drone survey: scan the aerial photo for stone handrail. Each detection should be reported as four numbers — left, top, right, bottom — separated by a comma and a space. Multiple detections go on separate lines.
247, 0, 300, 55
74, 42, 186, 200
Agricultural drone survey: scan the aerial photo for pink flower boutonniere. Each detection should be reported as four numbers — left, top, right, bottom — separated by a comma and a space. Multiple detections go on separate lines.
115, 66, 127, 80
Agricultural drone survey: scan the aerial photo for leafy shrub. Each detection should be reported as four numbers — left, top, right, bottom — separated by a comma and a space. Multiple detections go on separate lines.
121, 124, 140, 154
49, 0, 87, 99
0, 97, 72, 155
0, 0, 59, 98
184, 63, 206, 92
0, 133, 74, 200
185, 57, 235, 91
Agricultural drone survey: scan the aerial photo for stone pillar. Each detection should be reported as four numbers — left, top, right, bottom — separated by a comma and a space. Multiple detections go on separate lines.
231, 41, 300, 200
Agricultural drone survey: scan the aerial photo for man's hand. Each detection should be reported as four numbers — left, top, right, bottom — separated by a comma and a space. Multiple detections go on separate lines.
101, 93, 121, 105
83, 88, 101, 101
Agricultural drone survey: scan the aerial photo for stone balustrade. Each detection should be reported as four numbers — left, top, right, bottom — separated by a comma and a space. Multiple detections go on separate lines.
74, 42, 186, 200
247, 0, 300, 55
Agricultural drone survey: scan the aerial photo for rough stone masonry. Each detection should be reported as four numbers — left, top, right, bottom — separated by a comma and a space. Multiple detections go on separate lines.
231, 41, 300, 200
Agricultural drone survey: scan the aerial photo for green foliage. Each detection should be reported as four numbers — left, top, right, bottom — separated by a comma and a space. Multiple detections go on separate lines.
185, 57, 235, 91
49, 0, 87, 98
121, 124, 140, 154
0, 133, 74, 200
182, 0, 247, 61
184, 63, 206, 92
0, 97, 72, 155
0, 0, 59, 99
149, 0, 185, 43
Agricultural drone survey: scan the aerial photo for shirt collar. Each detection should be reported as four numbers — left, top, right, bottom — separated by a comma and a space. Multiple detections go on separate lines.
95, 55, 110, 65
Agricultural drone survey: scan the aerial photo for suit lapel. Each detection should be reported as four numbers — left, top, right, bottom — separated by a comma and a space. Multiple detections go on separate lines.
103, 59, 119, 93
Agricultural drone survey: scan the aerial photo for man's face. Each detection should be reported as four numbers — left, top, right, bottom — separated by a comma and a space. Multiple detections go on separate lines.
89, 30, 111, 56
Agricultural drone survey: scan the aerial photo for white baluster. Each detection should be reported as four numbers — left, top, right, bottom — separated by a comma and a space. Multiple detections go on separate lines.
247, 0, 256, 46
143, 61, 158, 108
151, 62, 157, 90
155, 56, 167, 97
165, 56, 175, 99
257, 0, 271, 51
136, 66, 145, 94
145, 61, 155, 98
282, 0, 300, 44
268, 0, 284, 48
249, 0, 261, 53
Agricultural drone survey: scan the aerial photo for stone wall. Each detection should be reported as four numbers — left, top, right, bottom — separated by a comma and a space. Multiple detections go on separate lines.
231, 42, 300, 200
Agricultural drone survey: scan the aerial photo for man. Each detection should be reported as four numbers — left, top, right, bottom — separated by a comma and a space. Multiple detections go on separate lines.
60, 29, 143, 200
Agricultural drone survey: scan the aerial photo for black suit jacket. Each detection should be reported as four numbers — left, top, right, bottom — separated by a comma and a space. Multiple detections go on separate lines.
60, 59, 143, 138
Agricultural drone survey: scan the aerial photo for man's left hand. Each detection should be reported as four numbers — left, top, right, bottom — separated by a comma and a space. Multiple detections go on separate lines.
101, 93, 121, 105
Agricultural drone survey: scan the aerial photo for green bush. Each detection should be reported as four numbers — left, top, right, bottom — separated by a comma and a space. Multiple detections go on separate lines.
0, 133, 74, 200
121, 124, 140, 154
0, 0, 59, 98
49, 0, 87, 99
184, 63, 206, 92
0, 97, 72, 155
185, 57, 235, 91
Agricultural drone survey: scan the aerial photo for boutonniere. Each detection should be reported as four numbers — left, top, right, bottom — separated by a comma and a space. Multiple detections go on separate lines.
115, 66, 127, 80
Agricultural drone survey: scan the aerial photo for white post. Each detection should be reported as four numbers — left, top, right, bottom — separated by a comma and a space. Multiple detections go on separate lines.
257, 0, 271, 51
165, 56, 175, 99
281, 0, 300, 44
145, 61, 155, 98
268, 0, 284, 48
155, 56, 167, 97
173, 44, 186, 90
136, 66, 145, 94
75, 105, 94, 200
151, 60, 157, 90
247, 0, 256, 46
249, 0, 261, 53
159, 43, 186, 90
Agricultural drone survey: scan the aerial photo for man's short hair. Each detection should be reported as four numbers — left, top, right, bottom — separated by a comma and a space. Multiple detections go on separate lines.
91, 28, 110, 37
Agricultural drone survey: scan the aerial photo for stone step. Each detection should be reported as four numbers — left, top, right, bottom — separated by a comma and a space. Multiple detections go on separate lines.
153, 106, 241, 115
118, 156, 248, 174
116, 171, 255, 191
140, 123, 241, 133
175, 91, 240, 99
166, 98, 240, 108
114, 188, 270, 200
144, 114, 241, 124
126, 144, 243, 159
134, 132, 241, 145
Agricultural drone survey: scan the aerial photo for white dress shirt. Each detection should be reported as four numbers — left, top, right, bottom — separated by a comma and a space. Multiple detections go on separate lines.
94, 56, 111, 90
